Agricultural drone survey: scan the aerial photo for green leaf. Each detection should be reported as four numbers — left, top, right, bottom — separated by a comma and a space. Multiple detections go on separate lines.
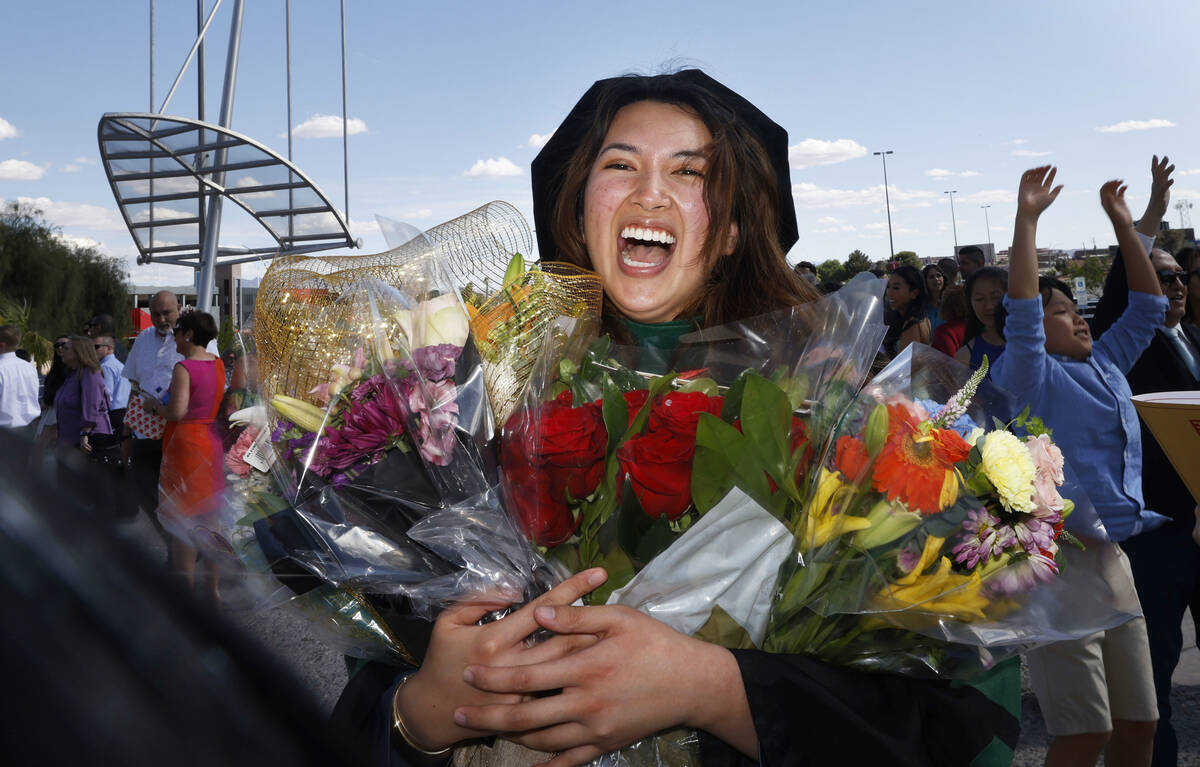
721, 370, 751, 424
692, 414, 742, 512
676, 376, 719, 396
1015, 404, 1031, 426
921, 502, 970, 538
615, 481, 679, 568
991, 416, 1008, 432
693, 605, 758, 649
601, 376, 630, 454
588, 545, 636, 605
739, 373, 793, 493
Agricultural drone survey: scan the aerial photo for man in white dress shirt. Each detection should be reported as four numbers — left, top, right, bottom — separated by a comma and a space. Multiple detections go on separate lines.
0, 325, 40, 433
121, 291, 219, 527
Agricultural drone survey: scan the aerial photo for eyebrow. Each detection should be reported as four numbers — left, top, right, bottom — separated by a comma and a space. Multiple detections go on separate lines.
597, 143, 708, 160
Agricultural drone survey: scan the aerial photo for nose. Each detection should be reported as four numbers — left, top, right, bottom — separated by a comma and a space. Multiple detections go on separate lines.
631, 170, 668, 210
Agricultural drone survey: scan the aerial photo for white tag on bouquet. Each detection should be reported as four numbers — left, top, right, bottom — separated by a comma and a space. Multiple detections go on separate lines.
243, 427, 277, 473
606, 488, 793, 647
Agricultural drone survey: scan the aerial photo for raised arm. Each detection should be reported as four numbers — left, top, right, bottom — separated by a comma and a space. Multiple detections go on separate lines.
1135, 154, 1173, 239
1100, 180, 1161, 298
1010, 166, 1062, 300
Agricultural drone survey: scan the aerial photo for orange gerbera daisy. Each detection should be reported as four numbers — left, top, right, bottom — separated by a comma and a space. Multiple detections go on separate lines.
871, 403, 971, 515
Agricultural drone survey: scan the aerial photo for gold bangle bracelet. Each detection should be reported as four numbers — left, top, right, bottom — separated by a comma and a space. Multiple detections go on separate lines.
392, 674, 452, 758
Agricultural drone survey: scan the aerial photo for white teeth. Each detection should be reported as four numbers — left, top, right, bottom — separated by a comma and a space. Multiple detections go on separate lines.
620, 225, 676, 245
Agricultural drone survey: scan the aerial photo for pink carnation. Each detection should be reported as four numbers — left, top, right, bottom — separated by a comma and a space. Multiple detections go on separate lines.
225, 426, 260, 477
1026, 434, 1065, 513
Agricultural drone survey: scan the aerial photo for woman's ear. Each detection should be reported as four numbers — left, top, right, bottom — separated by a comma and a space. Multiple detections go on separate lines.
721, 222, 739, 256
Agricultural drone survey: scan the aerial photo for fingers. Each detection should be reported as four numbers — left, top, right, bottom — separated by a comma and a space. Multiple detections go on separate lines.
489, 568, 607, 647
442, 594, 525, 627
454, 692, 579, 734
519, 632, 600, 666
464, 654, 576, 695
1044, 166, 1057, 189
534, 603, 634, 636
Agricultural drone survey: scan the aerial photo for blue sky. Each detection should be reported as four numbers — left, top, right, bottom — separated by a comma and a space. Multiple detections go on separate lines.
3, 0, 1199, 288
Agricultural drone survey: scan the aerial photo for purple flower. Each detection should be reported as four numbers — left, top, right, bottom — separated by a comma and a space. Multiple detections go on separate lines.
411, 344, 462, 382
984, 550, 1059, 597
952, 507, 1016, 570
407, 378, 459, 466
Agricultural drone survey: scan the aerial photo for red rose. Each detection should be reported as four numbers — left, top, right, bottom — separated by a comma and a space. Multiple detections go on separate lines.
499, 449, 579, 546
617, 430, 694, 520
835, 435, 871, 483
499, 398, 608, 545
648, 392, 724, 439
623, 390, 651, 429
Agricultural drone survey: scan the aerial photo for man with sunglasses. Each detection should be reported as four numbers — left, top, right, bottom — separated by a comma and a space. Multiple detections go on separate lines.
1091, 155, 1200, 767
94, 335, 129, 435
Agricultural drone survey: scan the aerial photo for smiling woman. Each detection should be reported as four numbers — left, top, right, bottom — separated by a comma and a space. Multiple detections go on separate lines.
534, 69, 816, 336
337, 70, 1023, 767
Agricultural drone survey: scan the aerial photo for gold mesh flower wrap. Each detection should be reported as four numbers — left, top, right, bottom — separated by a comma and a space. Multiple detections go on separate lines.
253, 201, 601, 423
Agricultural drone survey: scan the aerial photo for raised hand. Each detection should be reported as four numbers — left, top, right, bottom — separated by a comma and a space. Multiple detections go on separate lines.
1100, 180, 1135, 230
395, 568, 608, 752
1149, 154, 1175, 212
1016, 165, 1062, 219
456, 602, 753, 767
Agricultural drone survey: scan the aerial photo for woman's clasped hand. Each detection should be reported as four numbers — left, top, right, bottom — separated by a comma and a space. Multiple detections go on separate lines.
396, 567, 755, 767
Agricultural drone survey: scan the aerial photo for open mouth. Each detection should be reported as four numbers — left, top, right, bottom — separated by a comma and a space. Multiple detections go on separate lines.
619, 225, 677, 269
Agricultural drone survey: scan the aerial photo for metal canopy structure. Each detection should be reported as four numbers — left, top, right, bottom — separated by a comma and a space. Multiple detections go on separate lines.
98, 113, 357, 269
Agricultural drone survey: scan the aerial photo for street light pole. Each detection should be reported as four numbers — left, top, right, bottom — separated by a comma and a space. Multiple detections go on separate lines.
944, 190, 959, 252
874, 150, 895, 258
981, 204, 992, 245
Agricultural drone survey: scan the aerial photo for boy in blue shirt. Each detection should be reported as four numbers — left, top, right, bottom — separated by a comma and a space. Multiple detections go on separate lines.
993, 166, 1167, 767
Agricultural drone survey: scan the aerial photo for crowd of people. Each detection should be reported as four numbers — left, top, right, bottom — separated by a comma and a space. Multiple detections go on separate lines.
1, 67, 1199, 767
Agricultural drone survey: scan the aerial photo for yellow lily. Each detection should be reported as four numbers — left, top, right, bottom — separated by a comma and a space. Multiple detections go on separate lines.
798, 468, 872, 550
868, 535, 990, 625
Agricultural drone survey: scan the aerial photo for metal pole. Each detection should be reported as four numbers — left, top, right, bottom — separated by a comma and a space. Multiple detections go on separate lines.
944, 190, 959, 251
197, 0, 244, 313
155, 0, 224, 116
286, 0, 294, 245
148, 0, 154, 265
874, 150, 895, 258
340, 0, 350, 226
981, 204, 992, 245
197, 0, 207, 239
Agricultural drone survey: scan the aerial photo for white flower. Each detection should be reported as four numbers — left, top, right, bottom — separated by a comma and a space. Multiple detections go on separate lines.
393, 294, 470, 349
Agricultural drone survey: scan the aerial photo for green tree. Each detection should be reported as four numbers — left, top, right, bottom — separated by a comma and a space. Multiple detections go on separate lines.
0, 201, 131, 348
217, 314, 236, 353
844, 249, 871, 276
893, 250, 921, 269
816, 258, 847, 283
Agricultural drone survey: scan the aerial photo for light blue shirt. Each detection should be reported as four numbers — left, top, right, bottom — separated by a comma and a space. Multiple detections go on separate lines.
992, 291, 1170, 542
100, 353, 130, 410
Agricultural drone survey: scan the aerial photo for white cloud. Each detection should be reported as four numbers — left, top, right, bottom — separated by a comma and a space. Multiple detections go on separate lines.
1007, 138, 1027, 146
528, 133, 553, 149
924, 168, 980, 178
290, 114, 369, 139
0, 159, 45, 180
13, 196, 126, 230
0, 118, 17, 140
55, 233, 105, 251
464, 157, 523, 178
1177, 169, 1200, 176
1012, 149, 1051, 157
1096, 118, 1175, 134
60, 156, 96, 173
954, 189, 1015, 205
403, 207, 433, 218
792, 182, 937, 209
788, 138, 868, 169
813, 215, 856, 233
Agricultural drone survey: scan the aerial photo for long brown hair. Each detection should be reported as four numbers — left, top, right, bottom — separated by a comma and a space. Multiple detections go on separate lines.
544, 73, 817, 333
67, 334, 102, 373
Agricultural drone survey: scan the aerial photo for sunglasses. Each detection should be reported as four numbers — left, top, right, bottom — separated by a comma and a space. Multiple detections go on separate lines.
93, 344, 109, 350
1156, 270, 1187, 286
54, 341, 69, 349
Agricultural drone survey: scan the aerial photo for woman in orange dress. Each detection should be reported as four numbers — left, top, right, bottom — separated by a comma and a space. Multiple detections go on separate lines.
143, 310, 225, 600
